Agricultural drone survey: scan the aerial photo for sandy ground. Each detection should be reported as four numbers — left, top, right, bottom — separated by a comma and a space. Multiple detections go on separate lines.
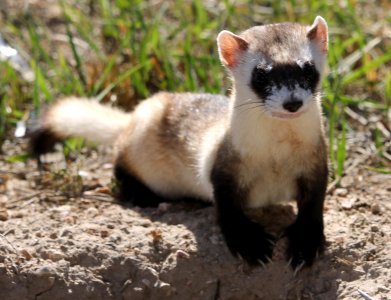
0, 136, 390, 300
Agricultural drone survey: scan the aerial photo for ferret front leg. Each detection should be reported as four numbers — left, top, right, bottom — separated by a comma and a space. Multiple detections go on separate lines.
211, 169, 274, 266
286, 169, 328, 269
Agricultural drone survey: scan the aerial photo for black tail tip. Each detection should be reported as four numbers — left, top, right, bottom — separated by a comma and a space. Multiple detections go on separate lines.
29, 127, 61, 157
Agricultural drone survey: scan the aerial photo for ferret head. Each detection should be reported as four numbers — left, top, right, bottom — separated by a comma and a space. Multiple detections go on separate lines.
217, 16, 328, 119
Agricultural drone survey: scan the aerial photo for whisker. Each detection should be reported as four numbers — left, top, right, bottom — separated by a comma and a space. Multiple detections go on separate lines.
234, 101, 265, 109
235, 104, 267, 117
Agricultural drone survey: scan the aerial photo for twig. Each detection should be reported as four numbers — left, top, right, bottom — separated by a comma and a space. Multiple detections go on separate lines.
6, 192, 42, 207
376, 121, 391, 140
358, 289, 375, 300
0, 233, 18, 254
345, 107, 368, 126
82, 194, 115, 202
19, 197, 39, 209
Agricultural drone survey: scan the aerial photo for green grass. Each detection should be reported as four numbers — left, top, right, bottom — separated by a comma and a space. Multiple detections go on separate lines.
0, 0, 390, 179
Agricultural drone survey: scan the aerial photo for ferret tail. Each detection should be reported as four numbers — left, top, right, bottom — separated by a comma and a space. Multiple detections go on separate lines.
30, 97, 131, 155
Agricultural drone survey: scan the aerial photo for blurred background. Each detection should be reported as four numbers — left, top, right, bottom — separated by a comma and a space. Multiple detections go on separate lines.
0, 0, 390, 179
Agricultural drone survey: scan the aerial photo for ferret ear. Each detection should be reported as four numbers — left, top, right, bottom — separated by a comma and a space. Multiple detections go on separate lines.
217, 30, 249, 68
307, 16, 328, 53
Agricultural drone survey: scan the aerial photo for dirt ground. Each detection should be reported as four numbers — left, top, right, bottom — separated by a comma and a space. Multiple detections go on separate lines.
0, 131, 390, 300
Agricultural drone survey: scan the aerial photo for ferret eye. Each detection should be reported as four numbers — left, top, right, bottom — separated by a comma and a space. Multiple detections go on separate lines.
303, 61, 314, 68
303, 61, 316, 75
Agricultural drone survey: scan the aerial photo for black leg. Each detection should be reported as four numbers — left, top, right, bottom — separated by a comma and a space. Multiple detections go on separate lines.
211, 167, 274, 266
114, 164, 163, 207
286, 165, 328, 268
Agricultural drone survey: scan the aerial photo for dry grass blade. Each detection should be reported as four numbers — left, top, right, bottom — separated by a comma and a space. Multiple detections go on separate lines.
336, 37, 382, 75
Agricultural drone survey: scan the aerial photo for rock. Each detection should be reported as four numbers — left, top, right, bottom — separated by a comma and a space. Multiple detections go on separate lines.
60, 229, 73, 237
371, 225, 379, 232
371, 203, 381, 215
0, 209, 8, 221
176, 249, 190, 259
157, 202, 171, 214
154, 279, 173, 296
335, 188, 348, 197
40, 250, 64, 262
20, 249, 33, 260
49, 232, 58, 239
100, 230, 109, 238
341, 197, 356, 210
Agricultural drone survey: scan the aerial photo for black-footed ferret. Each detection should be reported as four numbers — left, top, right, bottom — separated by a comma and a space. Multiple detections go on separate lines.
30, 16, 329, 269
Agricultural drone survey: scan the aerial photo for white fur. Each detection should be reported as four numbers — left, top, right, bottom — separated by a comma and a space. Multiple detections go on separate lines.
197, 120, 229, 201
47, 97, 131, 144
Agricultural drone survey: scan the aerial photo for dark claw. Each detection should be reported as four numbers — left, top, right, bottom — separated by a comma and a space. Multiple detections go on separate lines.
257, 259, 266, 269
293, 261, 306, 277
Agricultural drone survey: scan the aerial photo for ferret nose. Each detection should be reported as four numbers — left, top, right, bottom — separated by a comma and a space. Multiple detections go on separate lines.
283, 99, 303, 113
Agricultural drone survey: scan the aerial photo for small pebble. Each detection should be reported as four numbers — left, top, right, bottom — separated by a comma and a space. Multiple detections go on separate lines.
101, 230, 109, 238
341, 197, 356, 210
157, 202, 171, 213
60, 229, 73, 237
176, 249, 190, 259
371, 203, 381, 215
371, 225, 379, 232
12, 211, 24, 218
20, 249, 33, 260
335, 188, 348, 197
154, 280, 172, 295
0, 209, 8, 221
41, 249, 64, 262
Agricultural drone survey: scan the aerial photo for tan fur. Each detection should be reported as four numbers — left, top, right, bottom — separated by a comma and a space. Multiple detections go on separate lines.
117, 93, 193, 198
113, 92, 228, 200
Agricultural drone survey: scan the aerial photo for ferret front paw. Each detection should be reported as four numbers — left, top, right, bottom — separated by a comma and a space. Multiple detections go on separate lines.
285, 221, 325, 270
222, 219, 274, 266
